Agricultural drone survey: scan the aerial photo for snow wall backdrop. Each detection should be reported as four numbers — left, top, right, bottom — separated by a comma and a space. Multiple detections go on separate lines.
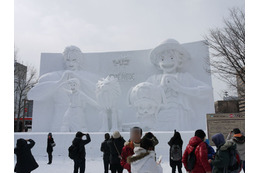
28, 39, 215, 132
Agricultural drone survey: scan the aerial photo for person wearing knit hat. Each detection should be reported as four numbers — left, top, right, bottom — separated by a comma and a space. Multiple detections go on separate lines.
113, 131, 121, 139
107, 131, 125, 173
227, 128, 245, 172
144, 39, 212, 131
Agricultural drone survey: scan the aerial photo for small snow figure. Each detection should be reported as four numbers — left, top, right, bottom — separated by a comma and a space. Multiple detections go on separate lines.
96, 76, 122, 132
128, 82, 166, 131
60, 78, 99, 132
14, 138, 39, 173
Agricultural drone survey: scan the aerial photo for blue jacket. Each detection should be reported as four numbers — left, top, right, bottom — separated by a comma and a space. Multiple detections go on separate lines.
205, 139, 215, 160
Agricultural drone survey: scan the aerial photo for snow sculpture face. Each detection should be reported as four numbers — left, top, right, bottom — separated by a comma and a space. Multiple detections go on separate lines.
136, 100, 158, 116
68, 78, 80, 92
63, 46, 82, 71
150, 39, 190, 74
158, 50, 182, 73
128, 82, 165, 117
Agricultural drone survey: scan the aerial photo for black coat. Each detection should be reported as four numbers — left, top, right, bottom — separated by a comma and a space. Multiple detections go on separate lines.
168, 136, 183, 164
14, 139, 39, 173
107, 137, 125, 165
72, 134, 91, 160
101, 139, 110, 161
47, 137, 55, 153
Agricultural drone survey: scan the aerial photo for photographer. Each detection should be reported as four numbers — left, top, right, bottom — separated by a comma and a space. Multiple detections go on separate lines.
14, 138, 39, 173
71, 131, 91, 173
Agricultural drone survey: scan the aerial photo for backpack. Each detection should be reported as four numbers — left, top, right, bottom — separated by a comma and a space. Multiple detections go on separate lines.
187, 146, 197, 171
170, 144, 182, 161
68, 144, 79, 160
227, 147, 242, 173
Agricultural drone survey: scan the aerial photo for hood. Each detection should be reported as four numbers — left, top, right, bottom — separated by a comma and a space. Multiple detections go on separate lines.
189, 136, 203, 147
72, 137, 81, 146
220, 140, 236, 151
212, 133, 225, 148
233, 135, 245, 144
16, 138, 27, 148
127, 147, 150, 163
185, 136, 203, 154
128, 147, 155, 171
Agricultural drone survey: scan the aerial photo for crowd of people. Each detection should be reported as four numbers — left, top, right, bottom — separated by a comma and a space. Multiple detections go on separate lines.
14, 127, 245, 173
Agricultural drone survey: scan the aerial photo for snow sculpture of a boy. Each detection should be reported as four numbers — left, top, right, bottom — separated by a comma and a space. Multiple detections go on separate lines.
146, 39, 212, 130
60, 78, 99, 132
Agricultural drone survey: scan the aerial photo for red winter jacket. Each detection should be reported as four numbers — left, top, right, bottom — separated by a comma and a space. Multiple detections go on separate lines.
120, 141, 135, 172
182, 136, 212, 173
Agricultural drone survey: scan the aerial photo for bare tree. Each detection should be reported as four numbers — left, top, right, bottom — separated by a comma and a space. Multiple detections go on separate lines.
204, 8, 245, 99
14, 51, 38, 132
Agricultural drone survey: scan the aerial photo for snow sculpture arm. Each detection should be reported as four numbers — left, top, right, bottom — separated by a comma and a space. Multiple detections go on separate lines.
162, 74, 212, 98
27, 71, 71, 101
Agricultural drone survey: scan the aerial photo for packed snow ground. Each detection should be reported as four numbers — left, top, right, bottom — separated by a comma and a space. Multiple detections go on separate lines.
27, 156, 175, 173
18, 156, 244, 173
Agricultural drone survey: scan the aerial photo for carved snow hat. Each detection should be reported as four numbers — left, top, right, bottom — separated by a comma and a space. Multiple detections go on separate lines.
128, 82, 166, 106
150, 39, 191, 68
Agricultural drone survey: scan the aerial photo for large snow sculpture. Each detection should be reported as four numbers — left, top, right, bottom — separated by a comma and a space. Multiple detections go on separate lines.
138, 39, 212, 130
28, 39, 214, 132
96, 76, 122, 132
27, 46, 100, 132
128, 82, 166, 131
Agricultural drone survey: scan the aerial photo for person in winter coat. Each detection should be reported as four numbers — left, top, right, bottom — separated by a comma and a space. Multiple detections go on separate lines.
205, 139, 215, 160
168, 130, 183, 173
182, 129, 212, 173
72, 131, 91, 173
204, 139, 215, 169
143, 132, 159, 151
107, 131, 126, 173
101, 133, 111, 173
14, 138, 39, 173
121, 127, 142, 173
208, 133, 236, 173
227, 128, 245, 172
127, 136, 163, 173
47, 133, 55, 164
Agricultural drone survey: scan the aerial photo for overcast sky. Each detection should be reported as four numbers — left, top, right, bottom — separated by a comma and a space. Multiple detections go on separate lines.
14, 0, 244, 101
